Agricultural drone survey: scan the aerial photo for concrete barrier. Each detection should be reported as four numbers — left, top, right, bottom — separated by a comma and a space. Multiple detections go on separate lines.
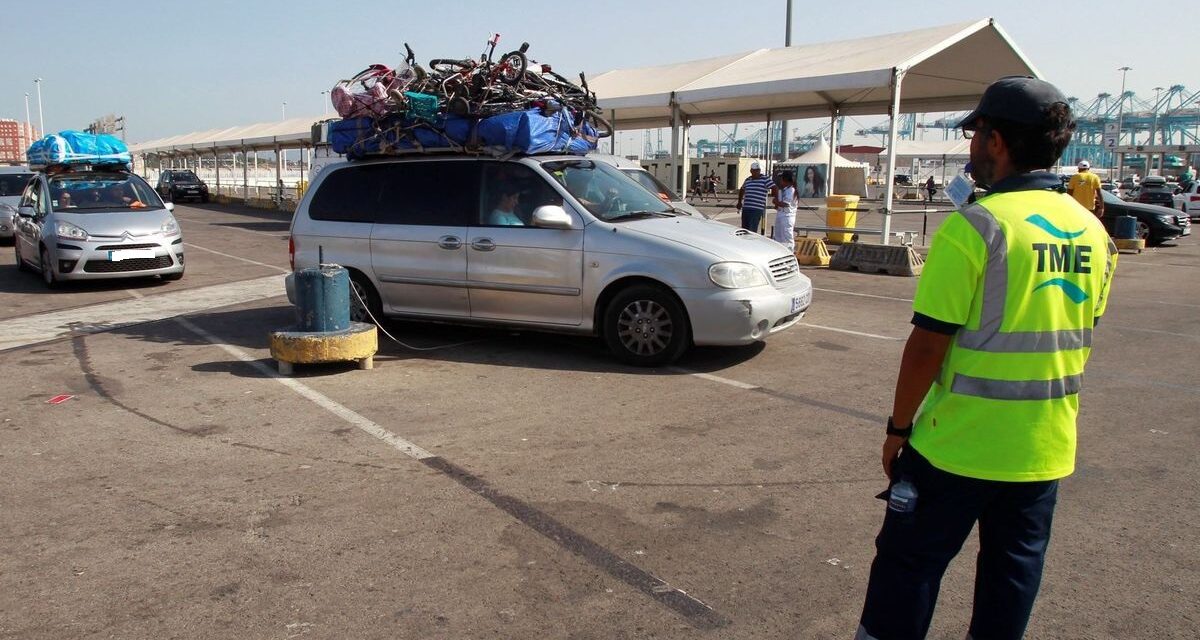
830, 241, 925, 277
794, 237, 830, 266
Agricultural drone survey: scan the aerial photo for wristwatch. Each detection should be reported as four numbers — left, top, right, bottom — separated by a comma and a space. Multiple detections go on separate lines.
886, 416, 913, 438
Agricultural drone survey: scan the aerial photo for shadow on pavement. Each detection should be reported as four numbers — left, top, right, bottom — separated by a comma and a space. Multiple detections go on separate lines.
102, 302, 765, 379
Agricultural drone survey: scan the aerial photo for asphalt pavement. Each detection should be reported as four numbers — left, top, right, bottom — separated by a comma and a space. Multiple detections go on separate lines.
0, 201, 1196, 639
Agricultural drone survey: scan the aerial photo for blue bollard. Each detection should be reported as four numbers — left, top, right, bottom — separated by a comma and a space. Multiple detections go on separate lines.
293, 265, 351, 333
1115, 215, 1138, 240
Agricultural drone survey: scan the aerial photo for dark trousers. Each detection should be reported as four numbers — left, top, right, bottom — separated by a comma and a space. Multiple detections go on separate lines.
741, 207, 765, 234
857, 448, 1059, 640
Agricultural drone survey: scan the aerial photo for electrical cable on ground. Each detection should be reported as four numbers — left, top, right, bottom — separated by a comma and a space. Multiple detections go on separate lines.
349, 283, 487, 352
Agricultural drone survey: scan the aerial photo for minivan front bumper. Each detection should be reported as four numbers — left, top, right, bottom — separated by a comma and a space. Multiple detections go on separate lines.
51, 236, 185, 281
678, 279, 812, 346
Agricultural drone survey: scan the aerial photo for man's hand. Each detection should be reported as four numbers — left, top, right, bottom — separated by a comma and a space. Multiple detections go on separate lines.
882, 435, 907, 480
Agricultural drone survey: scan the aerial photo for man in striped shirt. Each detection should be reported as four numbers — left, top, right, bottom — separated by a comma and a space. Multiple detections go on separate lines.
737, 161, 776, 233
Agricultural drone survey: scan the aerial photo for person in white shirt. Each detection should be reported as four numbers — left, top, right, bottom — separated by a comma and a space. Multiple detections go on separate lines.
772, 171, 798, 251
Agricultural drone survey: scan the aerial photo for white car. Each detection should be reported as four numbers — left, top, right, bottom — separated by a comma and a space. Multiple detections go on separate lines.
1174, 181, 1200, 220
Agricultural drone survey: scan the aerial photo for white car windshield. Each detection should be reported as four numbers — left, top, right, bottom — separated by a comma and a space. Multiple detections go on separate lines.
50, 173, 163, 212
541, 159, 676, 221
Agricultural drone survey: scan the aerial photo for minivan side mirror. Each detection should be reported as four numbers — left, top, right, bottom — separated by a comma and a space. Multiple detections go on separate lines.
16, 205, 35, 218
531, 205, 574, 230
164, 202, 175, 212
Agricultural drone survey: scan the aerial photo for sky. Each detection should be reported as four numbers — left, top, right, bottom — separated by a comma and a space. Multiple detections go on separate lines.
2, 0, 1193, 152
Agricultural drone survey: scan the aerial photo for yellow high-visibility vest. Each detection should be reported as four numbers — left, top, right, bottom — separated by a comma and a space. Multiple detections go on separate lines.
909, 181, 1117, 481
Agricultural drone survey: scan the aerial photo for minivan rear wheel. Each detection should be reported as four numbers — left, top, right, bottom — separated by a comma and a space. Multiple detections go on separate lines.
603, 284, 691, 367
349, 272, 383, 324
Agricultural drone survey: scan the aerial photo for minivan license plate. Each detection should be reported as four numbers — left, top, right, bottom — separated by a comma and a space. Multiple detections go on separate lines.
109, 249, 156, 261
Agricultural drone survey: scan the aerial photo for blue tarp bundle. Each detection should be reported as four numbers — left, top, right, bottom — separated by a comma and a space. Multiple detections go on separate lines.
329, 109, 598, 159
27, 131, 132, 169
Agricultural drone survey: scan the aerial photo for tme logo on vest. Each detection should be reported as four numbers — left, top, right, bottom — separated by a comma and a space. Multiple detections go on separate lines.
1026, 214, 1091, 304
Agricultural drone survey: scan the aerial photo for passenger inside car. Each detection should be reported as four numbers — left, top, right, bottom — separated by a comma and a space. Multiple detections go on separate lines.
487, 185, 524, 226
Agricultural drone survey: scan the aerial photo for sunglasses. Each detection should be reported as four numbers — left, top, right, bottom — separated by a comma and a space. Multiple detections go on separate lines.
961, 120, 990, 140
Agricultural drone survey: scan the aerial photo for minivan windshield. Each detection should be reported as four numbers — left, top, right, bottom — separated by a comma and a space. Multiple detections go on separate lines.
540, 159, 675, 221
621, 168, 681, 201
50, 173, 163, 212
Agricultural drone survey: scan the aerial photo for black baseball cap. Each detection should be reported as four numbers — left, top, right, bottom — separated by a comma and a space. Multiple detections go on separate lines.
957, 76, 1069, 128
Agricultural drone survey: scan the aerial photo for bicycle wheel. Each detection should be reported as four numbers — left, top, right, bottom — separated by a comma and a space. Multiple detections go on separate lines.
499, 51, 528, 85
430, 59, 473, 74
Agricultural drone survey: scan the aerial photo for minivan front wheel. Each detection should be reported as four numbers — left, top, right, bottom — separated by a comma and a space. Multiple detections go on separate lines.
603, 284, 691, 366
349, 272, 382, 324
40, 247, 57, 289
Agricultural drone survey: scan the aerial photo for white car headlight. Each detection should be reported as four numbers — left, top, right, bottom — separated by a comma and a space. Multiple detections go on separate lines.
160, 218, 180, 236
55, 220, 89, 240
709, 262, 769, 289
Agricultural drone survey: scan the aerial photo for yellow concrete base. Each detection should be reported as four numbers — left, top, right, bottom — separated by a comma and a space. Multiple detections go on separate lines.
795, 237, 831, 266
1114, 238, 1145, 254
269, 322, 378, 375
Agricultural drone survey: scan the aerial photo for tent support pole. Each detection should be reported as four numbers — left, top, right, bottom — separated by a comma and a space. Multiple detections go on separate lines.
609, 110, 616, 155
242, 144, 249, 201
671, 102, 682, 196
827, 107, 840, 196
681, 117, 691, 199
881, 68, 905, 246
764, 113, 773, 174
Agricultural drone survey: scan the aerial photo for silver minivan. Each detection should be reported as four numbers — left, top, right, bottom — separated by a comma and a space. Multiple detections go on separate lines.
12, 168, 185, 287
287, 155, 812, 366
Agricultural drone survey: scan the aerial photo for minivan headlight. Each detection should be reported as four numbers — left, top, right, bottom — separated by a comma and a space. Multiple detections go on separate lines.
55, 220, 89, 240
709, 262, 769, 289
160, 218, 180, 236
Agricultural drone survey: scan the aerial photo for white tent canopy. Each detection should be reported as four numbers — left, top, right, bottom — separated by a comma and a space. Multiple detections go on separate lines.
591, 18, 1038, 129
879, 139, 971, 159
129, 116, 317, 155
590, 17, 1038, 242
786, 137, 869, 168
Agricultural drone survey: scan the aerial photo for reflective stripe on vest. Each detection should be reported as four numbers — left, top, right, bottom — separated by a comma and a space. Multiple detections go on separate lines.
952, 372, 1082, 400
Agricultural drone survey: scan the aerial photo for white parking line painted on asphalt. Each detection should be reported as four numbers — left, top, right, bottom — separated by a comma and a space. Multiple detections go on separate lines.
1109, 325, 1200, 340
184, 242, 288, 273
174, 317, 435, 460
0, 274, 286, 352
1115, 260, 1199, 269
1154, 300, 1200, 309
799, 323, 904, 341
669, 368, 760, 390
813, 287, 913, 303
124, 288, 144, 299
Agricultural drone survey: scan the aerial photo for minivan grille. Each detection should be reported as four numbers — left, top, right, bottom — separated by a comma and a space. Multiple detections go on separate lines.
94, 243, 160, 251
83, 255, 173, 273
769, 255, 800, 285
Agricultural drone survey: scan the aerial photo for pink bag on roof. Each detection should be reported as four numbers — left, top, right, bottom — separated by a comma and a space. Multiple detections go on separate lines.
331, 64, 403, 119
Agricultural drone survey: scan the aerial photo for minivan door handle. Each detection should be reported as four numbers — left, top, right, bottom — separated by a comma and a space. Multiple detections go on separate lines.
471, 238, 496, 252
437, 235, 462, 250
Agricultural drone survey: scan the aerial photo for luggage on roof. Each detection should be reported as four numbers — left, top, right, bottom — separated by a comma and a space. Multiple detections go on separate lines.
27, 131, 131, 170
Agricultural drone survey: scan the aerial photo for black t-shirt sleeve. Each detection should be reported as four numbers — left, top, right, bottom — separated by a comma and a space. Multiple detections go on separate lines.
912, 312, 961, 335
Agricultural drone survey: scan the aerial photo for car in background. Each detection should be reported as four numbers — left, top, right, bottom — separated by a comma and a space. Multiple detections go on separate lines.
12, 167, 185, 287
1134, 175, 1175, 208
1174, 181, 1200, 220
587, 154, 703, 217
893, 174, 912, 186
1100, 189, 1190, 246
1100, 180, 1118, 192
0, 165, 34, 243
156, 169, 210, 203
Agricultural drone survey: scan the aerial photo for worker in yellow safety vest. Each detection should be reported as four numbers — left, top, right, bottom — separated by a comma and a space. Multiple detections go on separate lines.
855, 76, 1118, 640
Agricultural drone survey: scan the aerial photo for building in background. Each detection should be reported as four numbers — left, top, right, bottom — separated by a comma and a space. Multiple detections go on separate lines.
0, 119, 38, 164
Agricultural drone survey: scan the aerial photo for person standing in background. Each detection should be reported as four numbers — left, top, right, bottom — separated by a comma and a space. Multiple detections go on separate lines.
771, 170, 797, 251
737, 161, 775, 233
1067, 160, 1104, 218
925, 176, 937, 203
